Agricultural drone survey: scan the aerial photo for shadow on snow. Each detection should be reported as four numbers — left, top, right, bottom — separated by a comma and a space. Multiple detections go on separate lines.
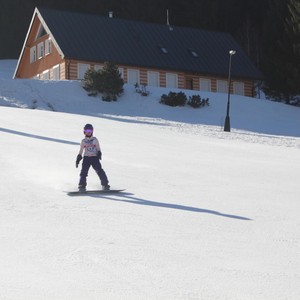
0, 127, 79, 145
91, 192, 252, 221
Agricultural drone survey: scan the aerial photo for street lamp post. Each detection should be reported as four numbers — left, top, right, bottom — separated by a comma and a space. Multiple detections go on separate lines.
224, 50, 236, 132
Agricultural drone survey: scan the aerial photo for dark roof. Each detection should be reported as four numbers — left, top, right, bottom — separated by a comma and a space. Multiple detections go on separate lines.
37, 7, 263, 80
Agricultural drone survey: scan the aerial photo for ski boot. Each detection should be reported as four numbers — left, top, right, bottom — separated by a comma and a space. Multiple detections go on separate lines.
78, 184, 86, 192
102, 184, 110, 191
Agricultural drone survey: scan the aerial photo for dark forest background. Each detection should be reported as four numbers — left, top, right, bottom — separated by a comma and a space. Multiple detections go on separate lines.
0, 0, 299, 103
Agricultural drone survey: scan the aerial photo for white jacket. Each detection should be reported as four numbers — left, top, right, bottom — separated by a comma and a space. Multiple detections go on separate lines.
79, 137, 101, 157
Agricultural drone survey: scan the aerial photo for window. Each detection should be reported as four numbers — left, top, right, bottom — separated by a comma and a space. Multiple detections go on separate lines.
127, 69, 139, 85
78, 63, 90, 80
36, 24, 47, 40
118, 68, 124, 78
233, 82, 245, 96
37, 42, 44, 59
42, 70, 49, 80
53, 65, 60, 80
166, 73, 177, 88
200, 78, 211, 92
30, 46, 36, 63
94, 64, 103, 71
45, 39, 52, 55
148, 71, 159, 87
185, 77, 194, 90
217, 80, 228, 93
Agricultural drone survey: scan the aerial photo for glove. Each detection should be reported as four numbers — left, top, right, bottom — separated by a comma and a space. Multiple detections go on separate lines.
97, 151, 102, 160
76, 154, 82, 168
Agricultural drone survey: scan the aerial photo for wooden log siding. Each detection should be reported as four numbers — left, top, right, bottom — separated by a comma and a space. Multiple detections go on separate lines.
60, 62, 66, 80
49, 68, 53, 80
193, 77, 200, 90
29, 57, 254, 97
140, 69, 148, 86
183, 76, 200, 91
122, 67, 128, 83
70, 61, 79, 80
211, 78, 216, 92
178, 73, 185, 89
244, 81, 253, 97
159, 71, 166, 88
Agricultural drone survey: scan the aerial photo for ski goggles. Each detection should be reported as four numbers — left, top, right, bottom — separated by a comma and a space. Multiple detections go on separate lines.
84, 129, 93, 133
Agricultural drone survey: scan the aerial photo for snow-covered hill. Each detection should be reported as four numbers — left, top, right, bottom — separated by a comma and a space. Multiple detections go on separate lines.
0, 60, 300, 300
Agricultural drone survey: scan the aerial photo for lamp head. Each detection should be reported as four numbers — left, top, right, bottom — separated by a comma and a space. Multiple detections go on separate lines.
229, 50, 236, 55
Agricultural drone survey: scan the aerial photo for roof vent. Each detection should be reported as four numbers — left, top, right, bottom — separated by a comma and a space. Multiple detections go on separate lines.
159, 46, 168, 54
189, 49, 199, 57
109, 11, 113, 18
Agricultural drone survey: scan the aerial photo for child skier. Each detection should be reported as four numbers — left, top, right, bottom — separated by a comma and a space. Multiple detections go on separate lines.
76, 124, 110, 191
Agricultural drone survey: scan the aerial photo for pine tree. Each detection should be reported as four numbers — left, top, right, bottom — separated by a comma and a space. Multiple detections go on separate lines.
99, 62, 124, 102
82, 62, 124, 101
284, 0, 300, 103
261, 0, 294, 103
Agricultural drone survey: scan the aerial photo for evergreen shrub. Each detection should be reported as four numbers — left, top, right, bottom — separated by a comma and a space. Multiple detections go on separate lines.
160, 91, 187, 107
187, 95, 210, 108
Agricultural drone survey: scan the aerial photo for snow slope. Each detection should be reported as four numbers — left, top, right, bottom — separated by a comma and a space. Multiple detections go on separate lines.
0, 60, 300, 300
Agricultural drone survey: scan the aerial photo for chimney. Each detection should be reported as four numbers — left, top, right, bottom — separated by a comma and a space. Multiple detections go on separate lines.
166, 9, 170, 26
166, 9, 173, 31
109, 11, 113, 18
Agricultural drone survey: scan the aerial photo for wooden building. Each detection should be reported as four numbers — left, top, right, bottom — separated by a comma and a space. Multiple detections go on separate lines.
14, 7, 263, 97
